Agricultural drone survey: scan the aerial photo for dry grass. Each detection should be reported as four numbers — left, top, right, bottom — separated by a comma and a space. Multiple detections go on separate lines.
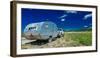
21, 31, 92, 49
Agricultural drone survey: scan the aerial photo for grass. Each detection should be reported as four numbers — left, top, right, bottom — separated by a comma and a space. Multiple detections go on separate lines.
21, 31, 92, 49
64, 31, 92, 46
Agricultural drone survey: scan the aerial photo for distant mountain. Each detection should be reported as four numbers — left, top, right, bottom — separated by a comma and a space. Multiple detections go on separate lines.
80, 27, 92, 31
64, 27, 92, 32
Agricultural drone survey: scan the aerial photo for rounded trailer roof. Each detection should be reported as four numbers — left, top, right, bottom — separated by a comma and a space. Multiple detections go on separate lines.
24, 21, 57, 32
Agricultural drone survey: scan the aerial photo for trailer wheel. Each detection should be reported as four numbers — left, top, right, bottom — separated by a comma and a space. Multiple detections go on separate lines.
57, 34, 61, 38
48, 36, 53, 43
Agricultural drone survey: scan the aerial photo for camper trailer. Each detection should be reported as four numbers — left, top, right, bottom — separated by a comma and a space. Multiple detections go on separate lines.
24, 21, 64, 42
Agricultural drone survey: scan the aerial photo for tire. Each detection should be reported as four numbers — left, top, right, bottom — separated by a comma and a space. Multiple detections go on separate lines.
57, 34, 61, 38
48, 36, 52, 42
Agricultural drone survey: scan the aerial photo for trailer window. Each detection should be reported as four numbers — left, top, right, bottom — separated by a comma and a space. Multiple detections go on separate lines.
45, 24, 49, 28
29, 27, 36, 30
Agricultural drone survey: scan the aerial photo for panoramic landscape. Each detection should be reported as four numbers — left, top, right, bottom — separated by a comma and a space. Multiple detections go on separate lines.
21, 8, 92, 49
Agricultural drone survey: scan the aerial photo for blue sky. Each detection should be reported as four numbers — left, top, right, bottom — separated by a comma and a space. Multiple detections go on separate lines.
21, 8, 92, 32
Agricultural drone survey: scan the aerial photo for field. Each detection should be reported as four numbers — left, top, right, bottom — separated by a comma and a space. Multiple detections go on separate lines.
21, 31, 92, 49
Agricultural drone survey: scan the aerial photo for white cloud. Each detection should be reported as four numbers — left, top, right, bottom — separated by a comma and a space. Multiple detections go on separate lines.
83, 13, 92, 20
61, 19, 66, 21
84, 25, 88, 28
65, 10, 77, 14
59, 14, 67, 18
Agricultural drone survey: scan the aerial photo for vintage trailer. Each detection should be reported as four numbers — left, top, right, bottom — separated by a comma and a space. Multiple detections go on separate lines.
24, 21, 64, 42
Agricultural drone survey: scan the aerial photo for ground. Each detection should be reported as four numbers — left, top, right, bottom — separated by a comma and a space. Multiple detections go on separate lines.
21, 31, 92, 49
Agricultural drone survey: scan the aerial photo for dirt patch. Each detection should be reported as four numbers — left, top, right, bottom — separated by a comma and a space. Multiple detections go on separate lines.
21, 32, 92, 49
22, 37, 82, 49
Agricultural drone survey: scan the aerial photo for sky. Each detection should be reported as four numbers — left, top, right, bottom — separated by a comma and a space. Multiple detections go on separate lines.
21, 8, 92, 32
